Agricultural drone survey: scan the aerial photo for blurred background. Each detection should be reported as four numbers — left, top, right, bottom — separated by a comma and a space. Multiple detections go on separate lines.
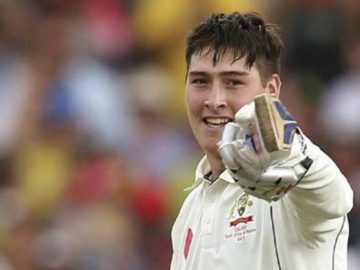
0, 0, 359, 269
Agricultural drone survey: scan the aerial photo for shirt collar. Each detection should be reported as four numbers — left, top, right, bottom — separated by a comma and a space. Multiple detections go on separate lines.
185, 155, 236, 191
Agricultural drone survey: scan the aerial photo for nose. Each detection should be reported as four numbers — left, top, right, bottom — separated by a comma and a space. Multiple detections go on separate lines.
204, 84, 226, 109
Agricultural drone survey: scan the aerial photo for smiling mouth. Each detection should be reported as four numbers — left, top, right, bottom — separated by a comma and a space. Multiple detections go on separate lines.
203, 117, 232, 128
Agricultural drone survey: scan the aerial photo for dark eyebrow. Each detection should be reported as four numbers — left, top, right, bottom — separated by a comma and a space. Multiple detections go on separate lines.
187, 71, 208, 77
187, 71, 249, 77
220, 71, 249, 76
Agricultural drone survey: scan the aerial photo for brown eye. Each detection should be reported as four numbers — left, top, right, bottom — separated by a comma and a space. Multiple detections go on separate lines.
191, 79, 207, 85
227, 80, 243, 86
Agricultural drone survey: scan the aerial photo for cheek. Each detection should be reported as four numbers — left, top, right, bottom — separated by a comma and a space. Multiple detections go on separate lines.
185, 90, 204, 117
229, 88, 266, 111
228, 92, 254, 111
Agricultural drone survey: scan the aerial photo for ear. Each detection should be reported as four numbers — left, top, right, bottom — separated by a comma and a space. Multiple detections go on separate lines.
265, 73, 281, 97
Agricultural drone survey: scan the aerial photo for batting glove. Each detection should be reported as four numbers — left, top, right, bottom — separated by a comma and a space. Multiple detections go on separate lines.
218, 94, 313, 202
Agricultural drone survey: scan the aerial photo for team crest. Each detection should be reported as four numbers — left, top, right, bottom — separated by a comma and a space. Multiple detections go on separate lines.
225, 193, 256, 243
228, 193, 254, 224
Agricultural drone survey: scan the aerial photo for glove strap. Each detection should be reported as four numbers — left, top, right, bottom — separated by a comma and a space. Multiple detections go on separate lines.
293, 156, 313, 185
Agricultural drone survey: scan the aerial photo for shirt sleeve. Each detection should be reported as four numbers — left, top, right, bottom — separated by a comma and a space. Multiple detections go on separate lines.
282, 137, 353, 246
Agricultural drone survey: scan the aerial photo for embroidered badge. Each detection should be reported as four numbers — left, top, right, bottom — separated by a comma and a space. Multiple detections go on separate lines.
184, 228, 193, 259
225, 193, 256, 243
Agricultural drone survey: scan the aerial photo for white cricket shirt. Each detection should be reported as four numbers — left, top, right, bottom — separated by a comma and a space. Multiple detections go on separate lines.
170, 138, 353, 270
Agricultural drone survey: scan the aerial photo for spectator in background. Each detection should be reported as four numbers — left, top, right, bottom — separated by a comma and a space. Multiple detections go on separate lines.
0, 0, 35, 155
319, 31, 360, 144
0, 3, 146, 268
125, 63, 195, 178
3, 10, 129, 217
283, 0, 346, 85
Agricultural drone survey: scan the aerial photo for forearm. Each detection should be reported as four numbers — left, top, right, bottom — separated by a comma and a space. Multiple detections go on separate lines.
277, 137, 353, 246
287, 137, 353, 219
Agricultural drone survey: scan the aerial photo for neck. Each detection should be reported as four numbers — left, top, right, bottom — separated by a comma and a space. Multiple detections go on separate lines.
206, 153, 226, 181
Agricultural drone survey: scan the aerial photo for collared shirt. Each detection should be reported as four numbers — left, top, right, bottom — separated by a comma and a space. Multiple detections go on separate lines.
170, 138, 353, 270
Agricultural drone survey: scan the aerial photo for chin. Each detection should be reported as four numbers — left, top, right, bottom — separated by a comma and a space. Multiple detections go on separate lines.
203, 141, 221, 157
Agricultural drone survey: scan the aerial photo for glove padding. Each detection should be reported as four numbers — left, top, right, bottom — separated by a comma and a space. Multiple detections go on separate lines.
218, 95, 313, 202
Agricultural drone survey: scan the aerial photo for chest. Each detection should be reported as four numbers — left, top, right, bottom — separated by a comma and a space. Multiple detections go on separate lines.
172, 181, 276, 267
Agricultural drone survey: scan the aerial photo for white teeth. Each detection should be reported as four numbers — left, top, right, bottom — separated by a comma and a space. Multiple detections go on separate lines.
206, 118, 230, 125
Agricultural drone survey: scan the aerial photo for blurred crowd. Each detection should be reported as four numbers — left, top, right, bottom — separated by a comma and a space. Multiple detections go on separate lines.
0, 0, 359, 269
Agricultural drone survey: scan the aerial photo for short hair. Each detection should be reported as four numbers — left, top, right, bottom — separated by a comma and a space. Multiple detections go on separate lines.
185, 12, 283, 85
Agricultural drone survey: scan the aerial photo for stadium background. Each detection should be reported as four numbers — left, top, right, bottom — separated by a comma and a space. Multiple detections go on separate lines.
0, 0, 359, 269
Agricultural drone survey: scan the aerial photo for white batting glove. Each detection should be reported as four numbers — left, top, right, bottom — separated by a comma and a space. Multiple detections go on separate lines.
218, 94, 313, 202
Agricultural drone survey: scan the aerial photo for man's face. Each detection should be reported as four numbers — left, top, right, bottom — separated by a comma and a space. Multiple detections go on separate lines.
185, 49, 280, 158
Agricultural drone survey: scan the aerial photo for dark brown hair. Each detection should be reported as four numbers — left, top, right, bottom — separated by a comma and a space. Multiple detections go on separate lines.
186, 12, 283, 85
